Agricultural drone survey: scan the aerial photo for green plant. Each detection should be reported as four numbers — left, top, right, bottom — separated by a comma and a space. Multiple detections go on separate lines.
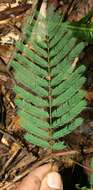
90, 157, 93, 188
76, 184, 90, 190
67, 11, 93, 43
10, 1, 86, 152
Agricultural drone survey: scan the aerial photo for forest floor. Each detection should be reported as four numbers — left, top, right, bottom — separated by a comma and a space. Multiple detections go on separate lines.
0, 0, 93, 189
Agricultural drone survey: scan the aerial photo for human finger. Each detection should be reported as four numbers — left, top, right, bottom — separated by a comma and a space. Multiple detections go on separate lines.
16, 164, 52, 190
40, 172, 63, 190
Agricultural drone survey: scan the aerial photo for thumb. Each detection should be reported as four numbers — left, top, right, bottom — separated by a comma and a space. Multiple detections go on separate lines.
40, 172, 63, 190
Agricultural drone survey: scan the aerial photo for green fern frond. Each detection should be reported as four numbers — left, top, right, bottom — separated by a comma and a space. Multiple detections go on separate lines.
10, 2, 86, 151
67, 11, 93, 43
67, 22, 93, 43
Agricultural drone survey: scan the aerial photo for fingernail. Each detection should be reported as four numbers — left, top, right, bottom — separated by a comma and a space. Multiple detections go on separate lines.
47, 172, 63, 189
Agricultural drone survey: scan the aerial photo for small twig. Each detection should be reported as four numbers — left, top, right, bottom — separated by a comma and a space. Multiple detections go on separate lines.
52, 150, 79, 157
64, 0, 79, 20
75, 161, 93, 173
0, 144, 21, 177
0, 127, 22, 146
0, 4, 32, 21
